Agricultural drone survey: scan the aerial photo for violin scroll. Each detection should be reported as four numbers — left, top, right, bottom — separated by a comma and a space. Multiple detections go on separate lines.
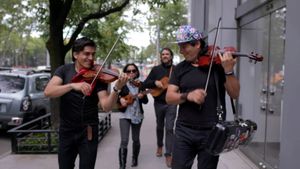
247, 52, 264, 63
220, 46, 263, 63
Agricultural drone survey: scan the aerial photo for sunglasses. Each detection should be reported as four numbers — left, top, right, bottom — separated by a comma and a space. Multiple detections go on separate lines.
125, 69, 137, 73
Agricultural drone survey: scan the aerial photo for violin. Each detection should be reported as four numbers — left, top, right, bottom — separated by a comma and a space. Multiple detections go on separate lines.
198, 46, 264, 67
129, 79, 142, 88
70, 64, 120, 96
72, 64, 120, 84
71, 35, 122, 97
72, 64, 143, 96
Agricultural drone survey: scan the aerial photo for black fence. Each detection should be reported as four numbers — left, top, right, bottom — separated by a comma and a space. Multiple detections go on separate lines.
8, 112, 111, 154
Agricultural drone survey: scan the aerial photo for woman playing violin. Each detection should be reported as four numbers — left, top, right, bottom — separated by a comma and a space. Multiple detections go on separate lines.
44, 37, 128, 169
117, 63, 148, 169
166, 25, 240, 169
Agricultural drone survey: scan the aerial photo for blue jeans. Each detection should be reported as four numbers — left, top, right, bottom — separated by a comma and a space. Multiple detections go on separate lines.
172, 123, 219, 169
58, 125, 98, 169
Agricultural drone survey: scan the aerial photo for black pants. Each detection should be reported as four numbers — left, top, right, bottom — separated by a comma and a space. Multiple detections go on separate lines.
172, 123, 219, 169
154, 102, 177, 156
58, 125, 98, 169
119, 118, 142, 148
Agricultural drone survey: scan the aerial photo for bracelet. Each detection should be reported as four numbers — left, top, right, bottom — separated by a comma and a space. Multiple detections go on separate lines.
180, 92, 189, 101
113, 86, 121, 94
225, 71, 234, 76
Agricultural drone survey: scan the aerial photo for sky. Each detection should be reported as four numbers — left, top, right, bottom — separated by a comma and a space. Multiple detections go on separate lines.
126, 31, 151, 48
123, 4, 151, 49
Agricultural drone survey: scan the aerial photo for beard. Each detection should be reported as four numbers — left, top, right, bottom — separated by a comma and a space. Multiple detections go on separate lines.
161, 59, 172, 68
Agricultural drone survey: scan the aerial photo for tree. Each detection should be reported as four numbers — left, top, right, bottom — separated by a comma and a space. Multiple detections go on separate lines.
147, 0, 187, 62
45, 0, 179, 73
43, 0, 180, 127
0, 0, 46, 67
1, 0, 181, 127
81, 12, 132, 63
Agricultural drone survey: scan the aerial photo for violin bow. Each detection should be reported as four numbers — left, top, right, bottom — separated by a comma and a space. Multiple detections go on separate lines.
89, 35, 121, 88
204, 17, 222, 92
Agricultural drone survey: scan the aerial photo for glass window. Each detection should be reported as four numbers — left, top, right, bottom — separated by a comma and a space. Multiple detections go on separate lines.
0, 75, 25, 93
35, 76, 49, 91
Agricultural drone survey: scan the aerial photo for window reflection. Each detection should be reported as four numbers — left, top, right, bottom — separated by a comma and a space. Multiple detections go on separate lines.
0, 75, 25, 93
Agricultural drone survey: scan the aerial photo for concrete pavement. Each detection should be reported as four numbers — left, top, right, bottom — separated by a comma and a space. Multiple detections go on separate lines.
0, 97, 258, 169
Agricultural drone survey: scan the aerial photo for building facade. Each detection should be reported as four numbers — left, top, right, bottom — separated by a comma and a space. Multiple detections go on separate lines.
188, 0, 300, 168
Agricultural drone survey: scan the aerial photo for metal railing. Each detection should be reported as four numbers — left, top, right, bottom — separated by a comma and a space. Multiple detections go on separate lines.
8, 112, 111, 154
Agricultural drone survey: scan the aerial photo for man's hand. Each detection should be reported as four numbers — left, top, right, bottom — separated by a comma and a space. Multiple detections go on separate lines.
115, 73, 129, 89
219, 51, 236, 73
71, 82, 92, 96
187, 89, 207, 104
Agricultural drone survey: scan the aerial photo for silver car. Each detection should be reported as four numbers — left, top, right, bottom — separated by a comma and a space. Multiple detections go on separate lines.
0, 69, 50, 129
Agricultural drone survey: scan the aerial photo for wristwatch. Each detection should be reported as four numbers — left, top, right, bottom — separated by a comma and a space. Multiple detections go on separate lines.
113, 86, 121, 94
225, 71, 234, 76
180, 92, 189, 101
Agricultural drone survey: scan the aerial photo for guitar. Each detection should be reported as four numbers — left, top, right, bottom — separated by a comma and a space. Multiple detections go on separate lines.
150, 76, 169, 97
118, 89, 152, 111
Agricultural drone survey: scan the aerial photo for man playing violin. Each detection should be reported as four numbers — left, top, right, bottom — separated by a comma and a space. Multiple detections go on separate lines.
166, 25, 240, 169
44, 37, 128, 169
142, 47, 177, 168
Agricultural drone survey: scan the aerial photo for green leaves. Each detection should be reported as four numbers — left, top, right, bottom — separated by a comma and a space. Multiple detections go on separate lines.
148, 0, 187, 54
0, 0, 48, 67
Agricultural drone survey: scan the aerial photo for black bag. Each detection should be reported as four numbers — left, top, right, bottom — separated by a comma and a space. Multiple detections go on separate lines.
206, 118, 257, 155
205, 70, 257, 155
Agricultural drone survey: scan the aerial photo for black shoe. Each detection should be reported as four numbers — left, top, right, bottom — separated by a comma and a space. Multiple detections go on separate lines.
131, 144, 140, 167
131, 157, 138, 167
119, 148, 127, 169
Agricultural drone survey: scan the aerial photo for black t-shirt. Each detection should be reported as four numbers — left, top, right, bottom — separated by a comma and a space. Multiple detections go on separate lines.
143, 64, 173, 104
54, 63, 108, 129
169, 60, 226, 127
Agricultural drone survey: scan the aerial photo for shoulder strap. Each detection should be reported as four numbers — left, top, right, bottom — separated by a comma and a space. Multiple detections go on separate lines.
213, 69, 224, 121
214, 69, 239, 121
168, 65, 173, 79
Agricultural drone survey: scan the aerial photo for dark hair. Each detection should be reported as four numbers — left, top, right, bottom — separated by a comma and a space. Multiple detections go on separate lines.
160, 47, 174, 58
72, 37, 96, 62
122, 63, 140, 79
189, 39, 208, 56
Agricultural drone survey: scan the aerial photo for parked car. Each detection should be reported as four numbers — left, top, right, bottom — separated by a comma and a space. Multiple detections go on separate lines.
0, 68, 50, 129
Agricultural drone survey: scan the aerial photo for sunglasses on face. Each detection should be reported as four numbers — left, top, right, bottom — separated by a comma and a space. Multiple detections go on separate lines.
125, 69, 137, 73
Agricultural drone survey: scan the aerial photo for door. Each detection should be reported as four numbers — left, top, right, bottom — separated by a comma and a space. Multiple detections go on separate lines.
238, 7, 286, 169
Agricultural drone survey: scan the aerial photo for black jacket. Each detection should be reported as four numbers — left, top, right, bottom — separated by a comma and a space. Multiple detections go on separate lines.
142, 64, 173, 104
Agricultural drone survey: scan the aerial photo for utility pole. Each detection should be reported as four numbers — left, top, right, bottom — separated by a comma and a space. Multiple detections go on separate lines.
156, 10, 160, 65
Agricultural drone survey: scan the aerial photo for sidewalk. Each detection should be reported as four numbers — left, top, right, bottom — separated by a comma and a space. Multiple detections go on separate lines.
0, 97, 258, 169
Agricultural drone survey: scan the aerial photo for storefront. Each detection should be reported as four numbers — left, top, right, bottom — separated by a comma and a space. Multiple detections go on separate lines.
189, 0, 300, 168
236, 1, 285, 169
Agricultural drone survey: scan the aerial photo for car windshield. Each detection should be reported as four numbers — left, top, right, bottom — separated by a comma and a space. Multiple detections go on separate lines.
0, 75, 25, 93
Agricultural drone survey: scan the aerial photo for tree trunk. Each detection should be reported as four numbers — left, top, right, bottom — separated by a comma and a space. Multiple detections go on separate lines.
46, 31, 67, 129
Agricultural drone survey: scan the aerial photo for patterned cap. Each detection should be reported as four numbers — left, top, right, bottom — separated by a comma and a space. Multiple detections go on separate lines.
175, 25, 203, 43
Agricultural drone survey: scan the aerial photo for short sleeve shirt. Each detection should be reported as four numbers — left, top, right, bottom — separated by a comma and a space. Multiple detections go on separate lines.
54, 63, 108, 129
169, 60, 226, 127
